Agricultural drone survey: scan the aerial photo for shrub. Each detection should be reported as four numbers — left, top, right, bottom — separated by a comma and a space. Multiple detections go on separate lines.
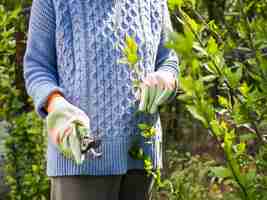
0, 4, 50, 200
165, 0, 267, 199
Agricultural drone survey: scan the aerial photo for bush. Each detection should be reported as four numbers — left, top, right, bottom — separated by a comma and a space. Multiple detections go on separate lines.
0, 4, 50, 200
164, 0, 267, 199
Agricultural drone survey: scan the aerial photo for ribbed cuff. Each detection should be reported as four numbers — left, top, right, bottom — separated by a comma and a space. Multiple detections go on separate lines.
156, 64, 179, 78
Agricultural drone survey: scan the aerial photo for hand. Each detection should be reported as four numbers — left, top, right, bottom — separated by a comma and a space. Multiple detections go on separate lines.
142, 71, 176, 90
46, 94, 102, 164
46, 95, 90, 145
138, 71, 177, 114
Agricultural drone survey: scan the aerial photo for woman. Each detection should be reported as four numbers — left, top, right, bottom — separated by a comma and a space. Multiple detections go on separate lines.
23, 0, 179, 199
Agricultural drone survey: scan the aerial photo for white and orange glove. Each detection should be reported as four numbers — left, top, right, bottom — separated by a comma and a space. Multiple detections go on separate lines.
45, 92, 102, 164
138, 71, 178, 114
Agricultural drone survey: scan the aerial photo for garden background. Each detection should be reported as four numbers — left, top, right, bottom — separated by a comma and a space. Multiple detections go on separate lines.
0, 0, 266, 199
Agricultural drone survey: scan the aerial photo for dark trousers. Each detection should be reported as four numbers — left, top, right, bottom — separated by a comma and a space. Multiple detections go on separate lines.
50, 170, 154, 200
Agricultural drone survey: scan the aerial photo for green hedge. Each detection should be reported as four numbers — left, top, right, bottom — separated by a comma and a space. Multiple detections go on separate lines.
0, 4, 50, 200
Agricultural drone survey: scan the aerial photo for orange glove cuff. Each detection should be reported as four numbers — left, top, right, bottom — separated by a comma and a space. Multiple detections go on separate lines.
45, 91, 64, 113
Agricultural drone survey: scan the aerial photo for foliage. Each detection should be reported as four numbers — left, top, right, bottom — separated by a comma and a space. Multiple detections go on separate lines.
120, 33, 163, 186
0, 4, 50, 200
4, 112, 49, 200
165, 0, 267, 199
154, 152, 219, 200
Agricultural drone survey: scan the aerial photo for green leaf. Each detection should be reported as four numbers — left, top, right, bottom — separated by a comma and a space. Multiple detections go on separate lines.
203, 62, 220, 75
168, 0, 183, 10
193, 42, 208, 56
208, 20, 219, 35
210, 166, 233, 179
128, 143, 144, 160
239, 133, 256, 142
235, 142, 246, 155
177, 94, 193, 102
218, 96, 230, 109
120, 33, 139, 66
186, 105, 208, 127
165, 31, 193, 56
207, 37, 218, 55
138, 123, 149, 130
239, 82, 250, 96
245, 169, 256, 184
182, 10, 199, 32
210, 120, 223, 137
200, 75, 217, 82
224, 67, 242, 88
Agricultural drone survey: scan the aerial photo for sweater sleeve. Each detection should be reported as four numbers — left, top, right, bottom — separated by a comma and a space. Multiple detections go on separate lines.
155, 0, 179, 103
23, 0, 65, 119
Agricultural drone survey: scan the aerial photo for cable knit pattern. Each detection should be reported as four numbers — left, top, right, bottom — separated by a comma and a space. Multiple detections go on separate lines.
23, 0, 179, 176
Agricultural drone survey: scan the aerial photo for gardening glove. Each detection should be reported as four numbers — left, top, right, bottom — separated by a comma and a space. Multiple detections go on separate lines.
46, 96, 102, 165
138, 71, 178, 114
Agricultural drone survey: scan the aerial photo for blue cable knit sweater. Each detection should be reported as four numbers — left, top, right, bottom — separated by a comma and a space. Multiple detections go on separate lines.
23, 0, 179, 176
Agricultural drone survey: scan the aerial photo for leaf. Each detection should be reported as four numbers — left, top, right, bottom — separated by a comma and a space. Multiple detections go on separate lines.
210, 120, 223, 137
245, 169, 256, 183
239, 133, 256, 142
182, 10, 199, 32
186, 105, 208, 127
120, 33, 139, 65
224, 67, 242, 88
208, 20, 219, 35
125, 33, 138, 53
203, 62, 220, 75
210, 166, 233, 179
168, 0, 183, 11
138, 123, 149, 130
239, 82, 250, 96
177, 94, 193, 102
224, 130, 236, 149
207, 37, 218, 55
193, 42, 208, 56
248, 71, 262, 82
180, 76, 195, 95
165, 31, 193, 56
218, 96, 230, 109
128, 143, 144, 160
235, 142, 246, 155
